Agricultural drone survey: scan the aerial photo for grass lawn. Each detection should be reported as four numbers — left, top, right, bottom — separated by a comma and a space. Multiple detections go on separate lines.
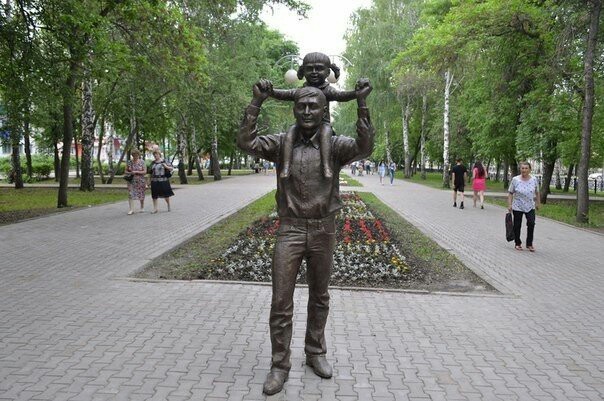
340, 172, 362, 187
0, 187, 127, 225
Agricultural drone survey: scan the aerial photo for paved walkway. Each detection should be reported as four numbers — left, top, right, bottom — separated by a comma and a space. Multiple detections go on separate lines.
1, 173, 603, 401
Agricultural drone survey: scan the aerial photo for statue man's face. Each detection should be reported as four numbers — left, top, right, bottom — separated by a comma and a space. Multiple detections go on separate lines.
294, 95, 326, 131
302, 62, 330, 86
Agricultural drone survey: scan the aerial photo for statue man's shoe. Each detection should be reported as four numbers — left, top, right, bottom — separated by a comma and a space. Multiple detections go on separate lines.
306, 355, 333, 378
263, 369, 288, 395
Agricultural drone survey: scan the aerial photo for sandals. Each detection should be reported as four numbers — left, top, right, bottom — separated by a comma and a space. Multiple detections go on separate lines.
515, 245, 523, 251
527, 246, 535, 252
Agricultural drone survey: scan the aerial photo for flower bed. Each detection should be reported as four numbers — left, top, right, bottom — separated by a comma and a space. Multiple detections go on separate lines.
206, 192, 427, 287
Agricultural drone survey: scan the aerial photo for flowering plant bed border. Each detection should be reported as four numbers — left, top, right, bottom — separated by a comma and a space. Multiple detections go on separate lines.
135, 191, 497, 294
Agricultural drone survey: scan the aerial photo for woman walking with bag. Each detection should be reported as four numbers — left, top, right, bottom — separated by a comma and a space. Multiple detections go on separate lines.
150, 150, 174, 213
507, 162, 540, 252
125, 148, 146, 215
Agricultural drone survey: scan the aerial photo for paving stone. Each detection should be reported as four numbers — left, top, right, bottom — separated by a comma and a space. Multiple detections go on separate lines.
1, 174, 603, 400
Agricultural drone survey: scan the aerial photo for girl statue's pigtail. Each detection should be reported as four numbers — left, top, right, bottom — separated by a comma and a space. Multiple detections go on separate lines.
330, 63, 340, 80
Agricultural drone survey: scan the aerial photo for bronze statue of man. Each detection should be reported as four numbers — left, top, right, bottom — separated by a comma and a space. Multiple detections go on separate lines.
237, 75, 374, 395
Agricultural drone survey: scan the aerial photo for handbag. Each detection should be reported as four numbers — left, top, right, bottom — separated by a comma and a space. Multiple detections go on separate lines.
163, 158, 173, 178
124, 173, 134, 182
505, 212, 514, 242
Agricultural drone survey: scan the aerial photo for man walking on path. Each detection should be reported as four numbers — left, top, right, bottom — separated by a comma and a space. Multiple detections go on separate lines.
451, 158, 468, 209
237, 78, 374, 395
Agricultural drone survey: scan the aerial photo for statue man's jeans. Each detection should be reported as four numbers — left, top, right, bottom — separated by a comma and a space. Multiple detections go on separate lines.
270, 214, 336, 372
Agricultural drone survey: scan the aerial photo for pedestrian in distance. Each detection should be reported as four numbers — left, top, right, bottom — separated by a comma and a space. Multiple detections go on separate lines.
472, 160, 487, 209
149, 150, 174, 214
388, 161, 396, 185
508, 161, 541, 252
378, 160, 387, 185
451, 158, 468, 209
125, 148, 147, 215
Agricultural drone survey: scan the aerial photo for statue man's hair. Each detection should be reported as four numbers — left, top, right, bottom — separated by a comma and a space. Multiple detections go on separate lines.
294, 86, 327, 105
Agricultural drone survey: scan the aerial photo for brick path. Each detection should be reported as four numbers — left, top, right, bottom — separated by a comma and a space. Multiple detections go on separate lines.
1, 173, 603, 401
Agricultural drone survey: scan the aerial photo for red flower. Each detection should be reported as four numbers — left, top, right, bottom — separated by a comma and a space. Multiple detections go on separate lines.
374, 219, 390, 241
358, 219, 373, 241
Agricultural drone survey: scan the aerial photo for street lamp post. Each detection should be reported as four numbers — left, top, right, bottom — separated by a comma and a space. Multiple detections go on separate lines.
273, 54, 303, 84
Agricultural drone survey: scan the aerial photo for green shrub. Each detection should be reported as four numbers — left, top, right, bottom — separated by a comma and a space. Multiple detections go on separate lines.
0, 155, 53, 180
32, 161, 52, 178
93, 162, 125, 175
0, 157, 11, 177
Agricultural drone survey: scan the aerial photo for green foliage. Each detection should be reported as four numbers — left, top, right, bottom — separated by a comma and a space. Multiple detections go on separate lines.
0, 155, 53, 180
335, 0, 603, 186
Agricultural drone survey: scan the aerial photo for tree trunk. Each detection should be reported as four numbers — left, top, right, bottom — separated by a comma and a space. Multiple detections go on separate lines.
58, 60, 78, 208
563, 163, 574, 192
96, 117, 105, 184
195, 150, 204, 181
554, 159, 562, 190
23, 118, 32, 179
10, 139, 23, 189
503, 160, 510, 189
510, 159, 519, 177
107, 109, 136, 184
385, 121, 392, 164
577, 0, 601, 223
442, 69, 453, 188
420, 94, 427, 180
495, 160, 501, 182
187, 154, 194, 176
402, 96, 411, 178
211, 119, 222, 181
540, 158, 555, 205
80, 77, 96, 191
54, 141, 61, 182
73, 132, 80, 179
191, 126, 204, 180
106, 121, 115, 180
177, 121, 188, 184
226, 152, 233, 175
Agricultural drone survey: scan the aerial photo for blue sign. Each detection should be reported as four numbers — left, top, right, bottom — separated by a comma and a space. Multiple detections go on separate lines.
0, 130, 9, 140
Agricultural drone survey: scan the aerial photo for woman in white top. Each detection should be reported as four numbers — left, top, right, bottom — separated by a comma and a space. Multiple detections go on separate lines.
507, 162, 541, 251
378, 160, 387, 185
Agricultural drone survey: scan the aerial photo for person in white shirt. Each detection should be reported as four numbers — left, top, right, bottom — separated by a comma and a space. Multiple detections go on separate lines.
507, 162, 541, 251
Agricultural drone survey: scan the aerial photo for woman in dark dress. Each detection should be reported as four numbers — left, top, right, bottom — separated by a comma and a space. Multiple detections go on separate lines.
150, 150, 174, 213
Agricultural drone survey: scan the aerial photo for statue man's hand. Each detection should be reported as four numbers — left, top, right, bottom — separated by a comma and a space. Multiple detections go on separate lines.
252, 79, 273, 102
355, 78, 372, 100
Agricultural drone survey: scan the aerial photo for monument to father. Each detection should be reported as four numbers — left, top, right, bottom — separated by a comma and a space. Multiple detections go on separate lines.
237, 53, 374, 395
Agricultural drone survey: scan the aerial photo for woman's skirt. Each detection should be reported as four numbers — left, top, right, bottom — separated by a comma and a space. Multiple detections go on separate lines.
151, 179, 174, 199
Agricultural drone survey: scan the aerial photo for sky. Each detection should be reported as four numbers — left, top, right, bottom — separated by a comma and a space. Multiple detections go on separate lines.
260, 0, 373, 65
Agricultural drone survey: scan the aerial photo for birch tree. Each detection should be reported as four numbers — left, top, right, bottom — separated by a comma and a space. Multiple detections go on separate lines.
576, 0, 602, 223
